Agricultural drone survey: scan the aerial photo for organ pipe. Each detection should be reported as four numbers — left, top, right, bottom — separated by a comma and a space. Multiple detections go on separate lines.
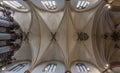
0, 5, 22, 67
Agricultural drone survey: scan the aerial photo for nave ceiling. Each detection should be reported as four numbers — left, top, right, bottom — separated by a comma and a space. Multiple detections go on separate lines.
0, 0, 120, 73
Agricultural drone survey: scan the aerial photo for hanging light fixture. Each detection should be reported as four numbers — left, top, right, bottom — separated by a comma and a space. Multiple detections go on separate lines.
104, 64, 110, 69
104, 0, 114, 9
0, 2, 3, 5
105, 4, 111, 9
1, 67, 6, 71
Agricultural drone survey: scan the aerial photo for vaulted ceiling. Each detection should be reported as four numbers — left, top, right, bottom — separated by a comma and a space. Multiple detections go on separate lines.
1, 0, 120, 73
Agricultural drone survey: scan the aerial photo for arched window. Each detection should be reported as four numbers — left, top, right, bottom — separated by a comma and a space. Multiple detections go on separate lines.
76, 63, 90, 72
3, 1, 25, 9
70, 0, 101, 11
41, 1, 57, 10
7, 63, 28, 72
2, 0, 29, 12
43, 63, 57, 72
32, 61, 65, 73
30, 0, 65, 12
76, 0, 90, 9
71, 61, 100, 73
5, 61, 30, 73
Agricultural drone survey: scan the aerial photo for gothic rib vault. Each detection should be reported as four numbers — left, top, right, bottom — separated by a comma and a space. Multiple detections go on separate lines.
0, 0, 120, 73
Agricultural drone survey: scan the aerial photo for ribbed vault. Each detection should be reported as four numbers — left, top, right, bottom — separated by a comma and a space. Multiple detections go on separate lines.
2, 0, 120, 73
25, 0, 100, 71
92, 1, 120, 72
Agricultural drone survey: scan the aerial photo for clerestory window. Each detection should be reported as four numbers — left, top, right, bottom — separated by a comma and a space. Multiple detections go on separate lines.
76, 0, 90, 9
43, 63, 57, 72
76, 63, 90, 72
